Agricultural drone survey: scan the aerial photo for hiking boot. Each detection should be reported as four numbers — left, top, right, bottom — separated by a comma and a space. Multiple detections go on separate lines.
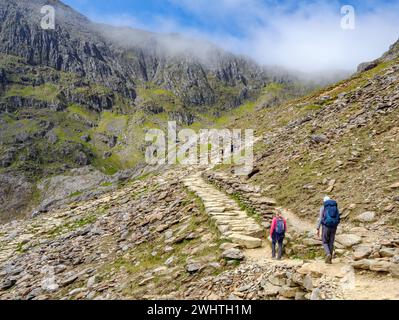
325, 254, 332, 264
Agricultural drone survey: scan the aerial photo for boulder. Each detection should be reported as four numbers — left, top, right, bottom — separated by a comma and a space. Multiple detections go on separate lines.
87, 275, 101, 288
311, 135, 329, 144
335, 234, 362, 248
164, 246, 174, 253
369, 260, 391, 272
351, 259, 372, 270
349, 227, 368, 237
268, 274, 286, 287
222, 248, 244, 260
228, 234, 262, 249
0, 279, 16, 291
261, 282, 280, 297
353, 245, 372, 260
60, 275, 78, 287
379, 247, 397, 258
354, 211, 376, 223
258, 197, 277, 206
291, 273, 304, 286
41, 277, 59, 293
186, 263, 202, 273
297, 264, 323, 278
219, 243, 239, 250
68, 288, 85, 296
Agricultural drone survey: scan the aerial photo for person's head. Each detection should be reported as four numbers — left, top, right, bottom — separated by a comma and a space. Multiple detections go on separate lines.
276, 209, 282, 218
324, 196, 331, 203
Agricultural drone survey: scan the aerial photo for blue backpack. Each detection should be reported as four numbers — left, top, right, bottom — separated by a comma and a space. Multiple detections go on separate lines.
275, 218, 286, 235
322, 200, 340, 228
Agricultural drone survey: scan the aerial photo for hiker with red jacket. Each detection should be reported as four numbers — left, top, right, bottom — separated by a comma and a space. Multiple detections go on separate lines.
317, 196, 341, 264
270, 210, 287, 260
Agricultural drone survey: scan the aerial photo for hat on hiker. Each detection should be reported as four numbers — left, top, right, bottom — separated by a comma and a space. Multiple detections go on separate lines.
324, 196, 331, 202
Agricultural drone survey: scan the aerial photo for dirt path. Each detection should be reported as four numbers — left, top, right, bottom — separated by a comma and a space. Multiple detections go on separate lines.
278, 207, 314, 235
343, 273, 399, 300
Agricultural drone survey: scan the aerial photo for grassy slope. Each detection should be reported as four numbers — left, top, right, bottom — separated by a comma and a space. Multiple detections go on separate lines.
1, 52, 311, 176
220, 58, 399, 228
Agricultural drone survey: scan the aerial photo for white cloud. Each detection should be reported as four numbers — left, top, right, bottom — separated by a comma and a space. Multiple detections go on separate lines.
87, 0, 399, 73
243, 1, 399, 72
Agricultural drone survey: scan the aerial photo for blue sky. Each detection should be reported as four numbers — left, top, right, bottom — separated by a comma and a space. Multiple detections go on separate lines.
62, 0, 399, 72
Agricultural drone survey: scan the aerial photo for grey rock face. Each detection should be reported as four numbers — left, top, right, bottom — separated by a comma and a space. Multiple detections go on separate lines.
0, 173, 35, 222
357, 61, 379, 73
36, 166, 109, 211
357, 38, 399, 72
0, 0, 276, 112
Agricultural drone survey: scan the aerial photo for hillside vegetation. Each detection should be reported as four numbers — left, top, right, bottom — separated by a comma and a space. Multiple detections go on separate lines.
218, 49, 399, 231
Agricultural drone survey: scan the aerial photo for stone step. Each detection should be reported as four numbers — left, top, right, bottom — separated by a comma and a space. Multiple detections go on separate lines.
228, 234, 262, 249
184, 173, 264, 252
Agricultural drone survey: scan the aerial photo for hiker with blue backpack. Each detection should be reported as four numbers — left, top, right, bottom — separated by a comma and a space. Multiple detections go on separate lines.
270, 210, 287, 260
317, 196, 341, 264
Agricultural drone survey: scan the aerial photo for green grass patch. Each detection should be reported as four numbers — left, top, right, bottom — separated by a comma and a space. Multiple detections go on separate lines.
5, 84, 59, 102
16, 242, 27, 254
69, 190, 83, 198
303, 104, 322, 111
68, 104, 99, 122
97, 111, 129, 135
100, 182, 113, 187
47, 214, 98, 238
291, 247, 324, 260
230, 192, 262, 224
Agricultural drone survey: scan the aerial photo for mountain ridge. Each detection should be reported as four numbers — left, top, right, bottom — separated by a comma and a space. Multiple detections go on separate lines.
0, 0, 278, 109
0, 0, 301, 222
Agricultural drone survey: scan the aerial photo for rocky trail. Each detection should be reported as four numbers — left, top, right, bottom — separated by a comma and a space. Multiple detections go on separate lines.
182, 168, 399, 300
0, 166, 399, 300
184, 172, 264, 249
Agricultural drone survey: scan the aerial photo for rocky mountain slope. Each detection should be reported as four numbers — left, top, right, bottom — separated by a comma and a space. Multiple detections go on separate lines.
2, 0, 399, 302
221, 40, 399, 231
0, 0, 314, 222
2, 44, 399, 298
1, 163, 398, 300
0, 0, 288, 111
0, 169, 237, 299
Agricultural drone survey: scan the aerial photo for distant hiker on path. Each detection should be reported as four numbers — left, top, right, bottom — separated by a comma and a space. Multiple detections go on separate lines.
270, 210, 287, 260
317, 196, 341, 264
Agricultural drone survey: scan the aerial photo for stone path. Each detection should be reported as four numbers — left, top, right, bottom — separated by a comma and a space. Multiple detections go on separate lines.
184, 169, 399, 300
183, 172, 264, 249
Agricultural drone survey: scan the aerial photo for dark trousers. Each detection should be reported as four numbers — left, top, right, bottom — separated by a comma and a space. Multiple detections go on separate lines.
322, 226, 337, 256
272, 233, 284, 259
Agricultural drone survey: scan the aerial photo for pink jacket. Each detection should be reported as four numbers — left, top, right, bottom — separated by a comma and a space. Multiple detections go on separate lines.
270, 217, 287, 237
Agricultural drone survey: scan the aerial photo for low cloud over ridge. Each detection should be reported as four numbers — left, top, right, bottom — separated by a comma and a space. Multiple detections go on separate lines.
75, 0, 399, 73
